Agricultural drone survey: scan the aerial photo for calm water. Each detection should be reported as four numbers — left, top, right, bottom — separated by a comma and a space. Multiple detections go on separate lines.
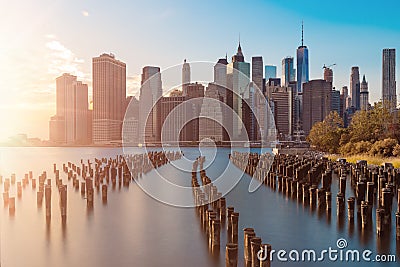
0, 147, 399, 267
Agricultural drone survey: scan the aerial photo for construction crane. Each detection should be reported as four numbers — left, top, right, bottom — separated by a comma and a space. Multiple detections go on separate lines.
323, 63, 336, 69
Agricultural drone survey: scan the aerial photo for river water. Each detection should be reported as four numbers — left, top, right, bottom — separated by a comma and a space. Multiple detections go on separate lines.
0, 147, 398, 266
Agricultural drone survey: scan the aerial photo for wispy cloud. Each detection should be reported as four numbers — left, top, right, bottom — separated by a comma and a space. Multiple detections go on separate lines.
127, 74, 141, 97
45, 38, 88, 81
82, 10, 89, 17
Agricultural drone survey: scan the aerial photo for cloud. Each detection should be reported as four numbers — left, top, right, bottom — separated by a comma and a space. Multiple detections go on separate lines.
82, 10, 89, 17
45, 39, 88, 81
127, 74, 141, 97
45, 34, 56, 39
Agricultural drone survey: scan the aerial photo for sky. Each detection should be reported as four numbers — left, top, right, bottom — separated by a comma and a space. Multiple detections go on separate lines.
0, 0, 399, 141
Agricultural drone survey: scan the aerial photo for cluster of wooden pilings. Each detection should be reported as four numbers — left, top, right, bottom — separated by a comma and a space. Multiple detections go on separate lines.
191, 156, 272, 267
229, 151, 400, 242
2, 151, 182, 224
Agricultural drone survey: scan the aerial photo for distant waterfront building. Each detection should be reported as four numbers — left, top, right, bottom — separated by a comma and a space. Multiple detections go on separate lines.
92, 53, 126, 143
49, 73, 89, 144
382, 48, 397, 111
213, 57, 229, 141
182, 59, 191, 91
282, 57, 295, 86
360, 75, 369, 111
302, 80, 332, 135
350, 66, 360, 110
265, 65, 277, 82
227, 41, 251, 140
265, 83, 295, 138
139, 66, 162, 143
160, 95, 186, 142
199, 83, 223, 142
182, 82, 204, 142
252, 56, 264, 90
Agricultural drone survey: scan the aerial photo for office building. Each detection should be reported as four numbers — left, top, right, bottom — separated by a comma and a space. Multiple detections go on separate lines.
302, 80, 332, 135
265, 83, 295, 137
199, 83, 223, 142
92, 53, 126, 143
360, 75, 369, 111
382, 48, 397, 111
252, 56, 264, 90
227, 41, 251, 140
265, 65, 277, 82
350, 66, 360, 110
49, 73, 88, 144
139, 66, 162, 143
282, 57, 295, 86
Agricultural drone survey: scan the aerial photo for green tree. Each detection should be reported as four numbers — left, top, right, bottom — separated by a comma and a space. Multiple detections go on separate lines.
307, 111, 344, 153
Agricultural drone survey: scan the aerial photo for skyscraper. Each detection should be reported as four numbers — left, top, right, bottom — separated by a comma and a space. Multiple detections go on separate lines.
302, 80, 331, 135
213, 57, 229, 141
296, 23, 309, 94
139, 66, 162, 143
49, 73, 88, 144
350, 66, 360, 110
199, 83, 223, 142
265, 82, 295, 137
227, 41, 250, 140
252, 56, 263, 91
331, 89, 340, 115
92, 53, 126, 143
382, 48, 397, 111
160, 95, 186, 143
360, 75, 369, 111
182, 59, 191, 91
265, 65, 277, 82
282, 57, 295, 86
182, 82, 204, 142
324, 67, 333, 84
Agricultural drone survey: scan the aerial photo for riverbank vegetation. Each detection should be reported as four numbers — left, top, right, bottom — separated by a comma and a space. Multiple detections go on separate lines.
307, 103, 400, 162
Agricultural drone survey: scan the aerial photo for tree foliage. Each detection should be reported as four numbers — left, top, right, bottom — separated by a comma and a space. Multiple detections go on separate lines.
308, 103, 399, 157
307, 111, 343, 154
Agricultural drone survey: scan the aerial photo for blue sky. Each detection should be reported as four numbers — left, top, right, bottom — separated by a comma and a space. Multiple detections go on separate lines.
0, 0, 399, 139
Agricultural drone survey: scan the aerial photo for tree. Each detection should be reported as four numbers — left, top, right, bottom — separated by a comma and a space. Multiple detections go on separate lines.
307, 111, 344, 153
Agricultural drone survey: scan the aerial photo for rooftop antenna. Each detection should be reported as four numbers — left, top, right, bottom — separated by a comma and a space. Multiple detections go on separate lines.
301, 21, 304, 46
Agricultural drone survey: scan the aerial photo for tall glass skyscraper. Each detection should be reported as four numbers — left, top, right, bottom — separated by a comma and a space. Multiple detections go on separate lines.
282, 57, 295, 86
265, 65, 277, 82
296, 23, 309, 93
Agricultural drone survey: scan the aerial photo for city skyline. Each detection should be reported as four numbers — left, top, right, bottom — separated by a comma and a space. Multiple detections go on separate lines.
1, 0, 399, 141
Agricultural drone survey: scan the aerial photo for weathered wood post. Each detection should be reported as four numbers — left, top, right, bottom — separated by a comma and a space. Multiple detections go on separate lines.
250, 237, 262, 267
225, 243, 238, 267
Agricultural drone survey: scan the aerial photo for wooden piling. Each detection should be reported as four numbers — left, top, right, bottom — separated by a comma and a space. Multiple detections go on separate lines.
250, 237, 262, 267
231, 212, 239, 244
45, 185, 51, 218
244, 228, 256, 264
259, 244, 272, 267
9, 197, 15, 214
225, 243, 238, 267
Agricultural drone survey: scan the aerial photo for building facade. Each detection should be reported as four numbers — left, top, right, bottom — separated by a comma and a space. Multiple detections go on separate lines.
350, 66, 360, 110
282, 57, 295, 86
49, 73, 89, 144
360, 75, 369, 111
139, 66, 162, 143
92, 53, 126, 143
302, 80, 332, 135
382, 48, 397, 112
